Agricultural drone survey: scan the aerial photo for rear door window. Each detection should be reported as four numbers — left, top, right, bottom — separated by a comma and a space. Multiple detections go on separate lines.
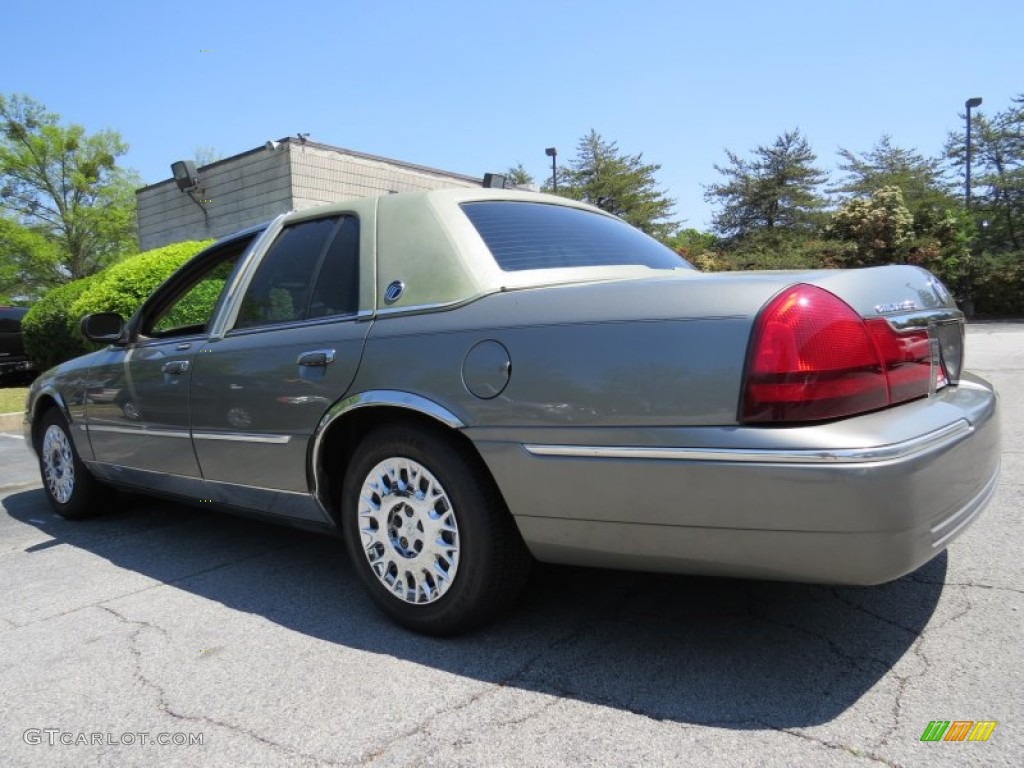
233, 216, 361, 330
235, 218, 338, 328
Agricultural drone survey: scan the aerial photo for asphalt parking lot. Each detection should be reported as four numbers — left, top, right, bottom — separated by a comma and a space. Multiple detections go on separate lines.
1, 323, 1021, 767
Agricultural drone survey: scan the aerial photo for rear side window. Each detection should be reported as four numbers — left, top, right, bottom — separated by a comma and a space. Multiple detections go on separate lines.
461, 201, 689, 272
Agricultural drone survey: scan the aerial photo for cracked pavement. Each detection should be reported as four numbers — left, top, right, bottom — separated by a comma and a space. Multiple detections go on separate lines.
0, 323, 1021, 767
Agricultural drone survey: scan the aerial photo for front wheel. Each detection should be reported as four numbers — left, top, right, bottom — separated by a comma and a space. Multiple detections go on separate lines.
37, 409, 107, 520
341, 423, 531, 635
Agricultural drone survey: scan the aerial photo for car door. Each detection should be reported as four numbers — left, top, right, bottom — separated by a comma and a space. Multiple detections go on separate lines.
85, 235, 256, 479
189, 213, 370, 503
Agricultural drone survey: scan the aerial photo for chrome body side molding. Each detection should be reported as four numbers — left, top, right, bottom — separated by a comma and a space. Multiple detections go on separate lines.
192, 432, 292, 445
87, 425, 192, 439
524, 420, 973, 465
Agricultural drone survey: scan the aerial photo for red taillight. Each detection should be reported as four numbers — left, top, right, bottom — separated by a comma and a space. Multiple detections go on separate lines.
741, 285, 933, 423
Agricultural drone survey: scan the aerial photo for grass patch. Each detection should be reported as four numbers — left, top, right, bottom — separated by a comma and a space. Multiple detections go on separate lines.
0, 386, 29, 414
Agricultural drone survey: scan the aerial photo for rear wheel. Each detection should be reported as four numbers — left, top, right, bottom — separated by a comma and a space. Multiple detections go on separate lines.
37, 409, 107, 520
341, 423, 531, 635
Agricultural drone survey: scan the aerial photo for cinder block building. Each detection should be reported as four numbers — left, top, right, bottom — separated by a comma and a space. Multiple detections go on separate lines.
136, 138, 483, 251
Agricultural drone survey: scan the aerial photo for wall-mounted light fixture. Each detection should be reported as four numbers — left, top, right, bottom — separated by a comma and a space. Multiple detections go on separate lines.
170, 160, 200, 191
170, 160, 208, 225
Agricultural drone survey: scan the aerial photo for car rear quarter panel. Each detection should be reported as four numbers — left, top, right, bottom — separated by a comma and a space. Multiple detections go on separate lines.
347, 269, 998, 585
350, 274, 781, 430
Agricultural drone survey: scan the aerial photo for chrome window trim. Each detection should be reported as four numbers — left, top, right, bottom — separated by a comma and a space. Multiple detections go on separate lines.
222, 312, 361, 338
208, 214, 289, 340
523, 420, 972, 465
192, 431, 292, 445
126, 331, 209, 350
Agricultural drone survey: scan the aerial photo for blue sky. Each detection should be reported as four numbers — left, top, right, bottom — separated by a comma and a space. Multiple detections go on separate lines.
4, 0, 1021, 229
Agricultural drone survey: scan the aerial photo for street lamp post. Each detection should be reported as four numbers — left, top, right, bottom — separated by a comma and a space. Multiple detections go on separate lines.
545, 147, 557, 192
965, 97, 982, 208
962, 97, 983, 318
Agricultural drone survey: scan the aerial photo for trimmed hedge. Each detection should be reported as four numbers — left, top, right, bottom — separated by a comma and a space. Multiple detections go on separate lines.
22, 240, 213, 373
67, 240, 214, 321
21, 274, 104, 373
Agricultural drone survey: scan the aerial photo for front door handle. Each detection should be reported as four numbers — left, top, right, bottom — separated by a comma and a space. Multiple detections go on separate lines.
161, 360, 191, 375
297, 349, 336, 367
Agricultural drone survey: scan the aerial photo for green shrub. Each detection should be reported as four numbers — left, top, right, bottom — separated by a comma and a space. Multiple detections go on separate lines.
22, 274, 103, 373
68, 240, 213, 322
21, 240, 213, 372
971, 251, 1023, 316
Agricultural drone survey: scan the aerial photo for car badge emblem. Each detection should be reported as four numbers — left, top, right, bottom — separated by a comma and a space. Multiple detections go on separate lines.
875, 300, 918, 314
384, 280, 405, 304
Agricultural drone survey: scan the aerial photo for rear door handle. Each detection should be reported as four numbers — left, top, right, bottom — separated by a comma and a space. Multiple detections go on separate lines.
297, 349, 336, 367
161, 360, 191, 375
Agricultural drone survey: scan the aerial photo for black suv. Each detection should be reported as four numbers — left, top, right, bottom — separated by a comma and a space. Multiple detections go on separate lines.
0, 306, 35, 380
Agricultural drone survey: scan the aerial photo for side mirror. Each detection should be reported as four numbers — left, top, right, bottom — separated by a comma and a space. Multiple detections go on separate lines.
81, 312, 126, 344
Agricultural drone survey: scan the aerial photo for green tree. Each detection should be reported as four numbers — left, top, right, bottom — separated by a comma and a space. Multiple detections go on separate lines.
0, 93, 139, 297
836, 135, 964, 252
946, 95, 1024, 253
705, 129, 828, 239
0, 216, 62, 302
505, 162, 534, 187
664, 228, 715, 260
825, 186, 915, 266
835, 136, 948, 204
551, 130, 677, 240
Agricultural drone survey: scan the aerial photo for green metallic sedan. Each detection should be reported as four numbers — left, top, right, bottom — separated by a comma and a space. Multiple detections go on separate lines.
24, 189, 1000, 634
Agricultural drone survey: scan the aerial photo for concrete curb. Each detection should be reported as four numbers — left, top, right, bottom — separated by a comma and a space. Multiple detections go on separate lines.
0, 412, 24, 432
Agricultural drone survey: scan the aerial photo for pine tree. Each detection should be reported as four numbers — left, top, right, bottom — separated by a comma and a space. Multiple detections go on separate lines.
552, 130, 677, 240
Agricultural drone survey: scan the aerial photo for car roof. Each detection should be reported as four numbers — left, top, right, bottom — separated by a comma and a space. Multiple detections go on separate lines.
282, 187, 610, 224
218, 189, 670, 314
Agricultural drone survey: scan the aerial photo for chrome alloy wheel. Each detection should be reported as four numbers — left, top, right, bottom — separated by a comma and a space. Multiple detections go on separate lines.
42, 424, 75, 504
358, 457, 460, 604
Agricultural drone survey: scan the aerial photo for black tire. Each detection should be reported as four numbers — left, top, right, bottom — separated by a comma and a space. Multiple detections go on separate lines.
341, 423, 531, 635
36, 408, 107, 520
